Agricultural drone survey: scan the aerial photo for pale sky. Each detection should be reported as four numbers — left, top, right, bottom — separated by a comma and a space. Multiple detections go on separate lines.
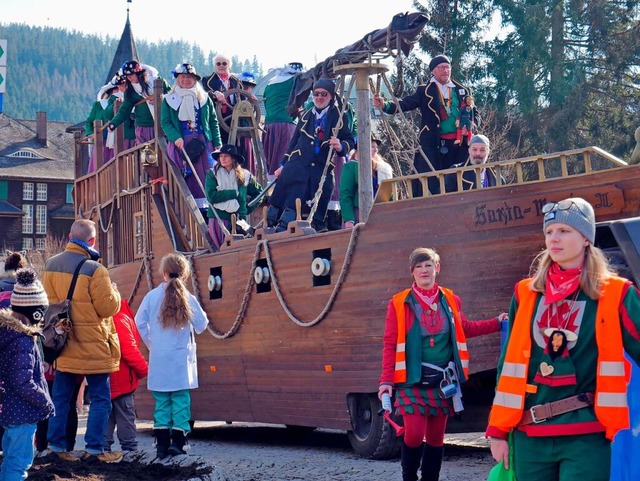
1, 0, 420, 72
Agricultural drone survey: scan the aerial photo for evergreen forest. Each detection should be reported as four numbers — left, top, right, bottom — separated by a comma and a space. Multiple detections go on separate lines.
0, 23, 262, 125
1, 0, 639, 161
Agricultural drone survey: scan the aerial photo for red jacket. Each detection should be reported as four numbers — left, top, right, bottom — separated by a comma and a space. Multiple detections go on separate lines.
110, 299, 148, 399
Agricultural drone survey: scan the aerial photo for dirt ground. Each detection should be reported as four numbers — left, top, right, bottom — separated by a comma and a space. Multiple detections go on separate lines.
28, 455, 213, 481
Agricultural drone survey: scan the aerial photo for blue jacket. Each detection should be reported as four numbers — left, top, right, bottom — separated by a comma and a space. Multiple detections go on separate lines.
0, 309, 54, 426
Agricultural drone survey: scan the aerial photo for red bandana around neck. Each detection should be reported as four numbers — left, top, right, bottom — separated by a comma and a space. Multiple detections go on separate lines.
412, 282, 439, 310
545, 262, 582, 304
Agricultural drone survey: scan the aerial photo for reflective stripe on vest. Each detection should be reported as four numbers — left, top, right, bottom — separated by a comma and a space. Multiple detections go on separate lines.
391, 287, 469, 384
489, 277, 631, 440
440, 287, 470, 380
392, 290, 411, 384
593, 277, 631, 440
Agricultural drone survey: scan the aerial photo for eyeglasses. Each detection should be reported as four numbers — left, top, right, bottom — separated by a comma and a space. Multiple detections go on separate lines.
216, 62, 228, 66
542, 200, 588, 218
313, 91, 329, 98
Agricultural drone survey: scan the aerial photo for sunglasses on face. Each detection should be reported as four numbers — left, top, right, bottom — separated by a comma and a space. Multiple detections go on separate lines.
216, 62, 228, 66
313, 91, 329, 98
542, 200, 588, 218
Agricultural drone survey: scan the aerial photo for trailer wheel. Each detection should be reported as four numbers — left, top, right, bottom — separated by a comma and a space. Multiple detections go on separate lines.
347, 393, 400, 459
602, 247, 633, 283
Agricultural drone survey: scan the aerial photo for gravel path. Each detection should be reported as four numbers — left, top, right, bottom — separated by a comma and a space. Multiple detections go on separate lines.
80, 418, 495, 481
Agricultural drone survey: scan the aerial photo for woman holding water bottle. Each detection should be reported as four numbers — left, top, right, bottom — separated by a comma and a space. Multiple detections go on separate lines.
378, 247, 506, 481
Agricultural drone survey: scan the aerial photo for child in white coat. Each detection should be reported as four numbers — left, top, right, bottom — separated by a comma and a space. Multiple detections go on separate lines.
134, 253, 208, 459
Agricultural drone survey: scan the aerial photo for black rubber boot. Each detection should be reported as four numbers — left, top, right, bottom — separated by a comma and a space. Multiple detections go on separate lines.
401, 441, 423, 481
326, 209, 342, 231
154, 428, 171, 459
168, 429, 187, 456
421, 444, 444, 481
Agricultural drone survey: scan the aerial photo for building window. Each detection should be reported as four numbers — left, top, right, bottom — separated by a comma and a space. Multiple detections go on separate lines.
36, 204, 47, 234
23, 182, 34, 201
36, 183, 47, 201
22, 237, 34, 251
66, 184, 74, 204
0, 180, 7, 200
22, 205, 34, 233
35, 238, 46, 251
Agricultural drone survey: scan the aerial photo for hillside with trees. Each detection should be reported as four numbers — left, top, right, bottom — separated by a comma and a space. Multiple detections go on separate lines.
1, 0, 638, 160
0, 23, 261, 124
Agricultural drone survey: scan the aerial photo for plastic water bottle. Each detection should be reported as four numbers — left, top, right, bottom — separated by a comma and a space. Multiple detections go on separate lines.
381, 393, 392, 412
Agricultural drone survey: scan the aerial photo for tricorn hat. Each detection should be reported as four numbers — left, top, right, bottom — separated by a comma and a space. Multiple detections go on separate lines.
212, 144, 245, 166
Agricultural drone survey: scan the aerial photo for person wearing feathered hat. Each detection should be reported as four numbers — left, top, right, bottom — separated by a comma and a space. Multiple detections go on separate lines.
84, 81, 119, 173
373, 54, 475, 196
263, 62, 305, 180
0, 268, 54, 480
161, 62, 222, 218
107, 59, 171, 145
105, 69, 136, 151
267, 78, 355, 233
205, 144, 262, 250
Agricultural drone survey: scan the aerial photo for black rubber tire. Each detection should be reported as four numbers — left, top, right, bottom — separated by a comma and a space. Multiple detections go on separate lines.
602, 247, 633, 282
347, 394, 400, 460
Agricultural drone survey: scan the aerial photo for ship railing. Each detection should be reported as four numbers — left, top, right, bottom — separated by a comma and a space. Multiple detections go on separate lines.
375, 146, 628, 204
74, 89, 213, 266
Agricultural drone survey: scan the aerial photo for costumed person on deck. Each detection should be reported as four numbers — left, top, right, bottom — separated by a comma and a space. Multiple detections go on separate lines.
161, 62, 222, 218
134, 253, 209, 459
262, 62, 304, 181
106, 70, 136, 151
0, 268, 54, 481
85, 82, 118, 173
379, 247, 506, 481
444, 134, 500, 192
237, 70, 258, 175
487, 197, 640, 481
205, 144, 262, 251
266, 78, 355, 233
373, 55, 474, 196
201, 53, 243, 146
340, 134, 393, 229
107, 60, 170, 145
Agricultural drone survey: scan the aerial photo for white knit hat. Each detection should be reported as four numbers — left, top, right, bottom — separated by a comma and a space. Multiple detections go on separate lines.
10, 268, 48, 307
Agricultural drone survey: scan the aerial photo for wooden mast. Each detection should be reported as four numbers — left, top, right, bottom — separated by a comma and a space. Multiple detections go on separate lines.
335, 60, 388, 223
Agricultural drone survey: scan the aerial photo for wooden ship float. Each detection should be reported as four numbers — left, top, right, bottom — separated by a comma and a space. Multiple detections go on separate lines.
72, 13, 640, 459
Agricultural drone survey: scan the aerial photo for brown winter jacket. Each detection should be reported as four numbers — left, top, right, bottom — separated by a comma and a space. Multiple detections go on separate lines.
42, 242, 121, 374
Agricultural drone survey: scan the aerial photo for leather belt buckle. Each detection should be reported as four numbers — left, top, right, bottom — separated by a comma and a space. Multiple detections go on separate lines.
529, 404, 550, 423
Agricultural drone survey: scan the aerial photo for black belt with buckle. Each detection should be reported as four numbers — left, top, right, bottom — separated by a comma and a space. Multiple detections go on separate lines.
518, 393, 595, 426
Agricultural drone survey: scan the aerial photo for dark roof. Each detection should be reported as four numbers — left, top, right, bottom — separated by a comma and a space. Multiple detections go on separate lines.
49, 203, 76, 219
0, 200, 23, 216
105, 10, 140, 84
0, 113, 75, 181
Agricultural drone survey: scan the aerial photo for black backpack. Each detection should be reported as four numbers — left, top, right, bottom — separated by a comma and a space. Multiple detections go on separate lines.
41, 259, 87, 364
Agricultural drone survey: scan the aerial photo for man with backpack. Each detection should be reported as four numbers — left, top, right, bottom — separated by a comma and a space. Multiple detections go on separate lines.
41, 219, 122, 463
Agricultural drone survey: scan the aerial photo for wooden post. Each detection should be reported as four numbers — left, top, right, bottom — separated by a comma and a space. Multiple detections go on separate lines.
335, 61, 388, 224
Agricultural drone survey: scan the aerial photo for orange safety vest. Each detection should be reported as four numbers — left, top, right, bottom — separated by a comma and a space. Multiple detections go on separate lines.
391, 287, 470, 384
489, 277, 631, 440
